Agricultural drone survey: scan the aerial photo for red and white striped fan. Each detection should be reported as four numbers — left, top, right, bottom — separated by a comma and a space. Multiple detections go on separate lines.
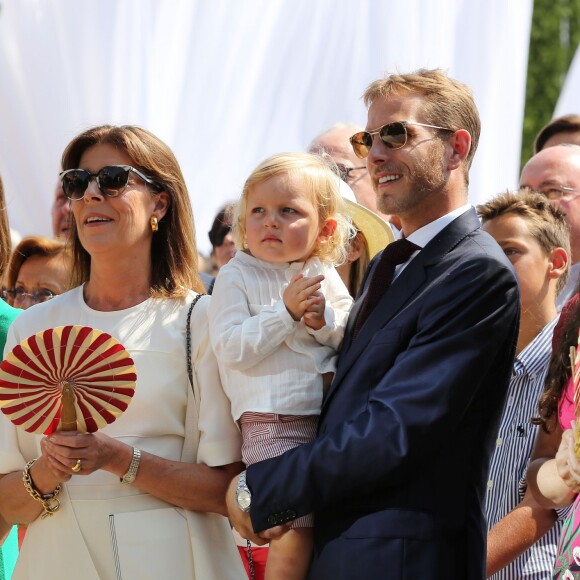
0, 326, 137, 434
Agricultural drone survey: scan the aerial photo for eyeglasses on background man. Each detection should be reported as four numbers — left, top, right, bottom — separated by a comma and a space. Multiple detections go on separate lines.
534, 184, 580, 202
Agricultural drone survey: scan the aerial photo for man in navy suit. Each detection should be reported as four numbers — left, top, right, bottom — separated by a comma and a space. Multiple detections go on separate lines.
227, 69, 520, 579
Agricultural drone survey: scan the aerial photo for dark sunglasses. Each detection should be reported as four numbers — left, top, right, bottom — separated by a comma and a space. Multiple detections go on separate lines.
60, 165, 163, 201
350, 121, 454, 159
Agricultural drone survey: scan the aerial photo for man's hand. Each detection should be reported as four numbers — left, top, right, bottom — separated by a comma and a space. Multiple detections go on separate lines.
283, 274, 324, 322
226, 473, 289, 545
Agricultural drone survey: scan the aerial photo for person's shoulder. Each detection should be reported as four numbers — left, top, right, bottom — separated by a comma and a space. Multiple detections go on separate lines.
198, 271, 214, 293
185, 290, 211, 319
216, 252, 247, 276
0, 299, 20, 325
212, 253, 258, 294
462, 228, 514, 269
8, 287, 81, 334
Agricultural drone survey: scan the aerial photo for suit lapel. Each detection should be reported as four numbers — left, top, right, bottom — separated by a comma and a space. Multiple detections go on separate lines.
322, 208, 482, 414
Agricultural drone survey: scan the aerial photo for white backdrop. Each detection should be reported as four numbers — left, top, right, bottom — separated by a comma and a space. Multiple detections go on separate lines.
555, 43, 580, 119
0, 0, 532, 256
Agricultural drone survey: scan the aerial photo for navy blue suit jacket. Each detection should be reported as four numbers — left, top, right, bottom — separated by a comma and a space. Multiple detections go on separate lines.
247, 209, 520, 579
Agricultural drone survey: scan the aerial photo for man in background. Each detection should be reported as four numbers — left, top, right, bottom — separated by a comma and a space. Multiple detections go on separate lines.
520, 144, 580, 307
535, 114, 580, 153
51, 180, 71, 239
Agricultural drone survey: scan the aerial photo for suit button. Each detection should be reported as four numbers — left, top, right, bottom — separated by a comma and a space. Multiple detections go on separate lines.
286, 510, 296, 520
267, 515, 277, 526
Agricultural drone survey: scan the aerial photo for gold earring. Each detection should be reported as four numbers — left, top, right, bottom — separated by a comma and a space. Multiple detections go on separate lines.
150, 215, 158, 232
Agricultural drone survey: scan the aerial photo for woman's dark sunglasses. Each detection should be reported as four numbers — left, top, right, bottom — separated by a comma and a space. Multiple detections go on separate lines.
60, 165, 163, 201
349, 121, 454, 159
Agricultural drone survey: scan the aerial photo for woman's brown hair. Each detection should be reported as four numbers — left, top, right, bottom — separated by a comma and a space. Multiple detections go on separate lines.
4, 236, 71, 291
61, 125, 203, 297
0, 176, 12, 276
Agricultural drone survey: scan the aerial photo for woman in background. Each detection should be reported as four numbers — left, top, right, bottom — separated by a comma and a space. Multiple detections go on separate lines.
336, 182, 394, 297
3, 236, 72, 309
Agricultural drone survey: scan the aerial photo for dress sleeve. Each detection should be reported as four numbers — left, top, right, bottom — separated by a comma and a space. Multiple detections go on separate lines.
190, 296, 242, 466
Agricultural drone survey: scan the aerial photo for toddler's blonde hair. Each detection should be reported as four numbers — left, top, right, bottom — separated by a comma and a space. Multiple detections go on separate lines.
232, 152, 355, 265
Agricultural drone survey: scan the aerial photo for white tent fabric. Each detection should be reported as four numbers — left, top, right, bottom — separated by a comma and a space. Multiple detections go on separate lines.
555, 44, 580, 119
0, 0, 532, 256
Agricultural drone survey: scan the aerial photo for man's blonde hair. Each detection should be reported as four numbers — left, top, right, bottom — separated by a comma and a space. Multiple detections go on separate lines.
232, 153, 355, 265
363, 69, 480, 185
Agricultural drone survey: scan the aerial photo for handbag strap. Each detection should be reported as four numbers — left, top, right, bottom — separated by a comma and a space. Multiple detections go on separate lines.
186, 292, 255, 580
186, 293, 205, 392
181, 293, 205, 465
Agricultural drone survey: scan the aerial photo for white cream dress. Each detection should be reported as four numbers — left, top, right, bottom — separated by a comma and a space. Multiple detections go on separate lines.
0, 287, 245, 580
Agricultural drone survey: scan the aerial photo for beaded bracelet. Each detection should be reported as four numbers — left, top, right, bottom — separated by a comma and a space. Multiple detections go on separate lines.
22, 459, 62, 519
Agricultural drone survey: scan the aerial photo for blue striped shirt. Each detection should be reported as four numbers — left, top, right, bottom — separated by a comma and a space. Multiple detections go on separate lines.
486, 316, 561, 579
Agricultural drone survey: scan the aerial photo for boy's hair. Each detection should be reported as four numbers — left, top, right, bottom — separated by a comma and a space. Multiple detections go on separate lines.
232, 152, 356, 265
477, 188, 570, 293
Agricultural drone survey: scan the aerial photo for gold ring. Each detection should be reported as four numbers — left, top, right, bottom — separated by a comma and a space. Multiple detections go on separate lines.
71, 459, 82, 473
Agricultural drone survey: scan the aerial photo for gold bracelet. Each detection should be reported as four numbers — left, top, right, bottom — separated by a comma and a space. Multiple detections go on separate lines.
22, 459, 62, 519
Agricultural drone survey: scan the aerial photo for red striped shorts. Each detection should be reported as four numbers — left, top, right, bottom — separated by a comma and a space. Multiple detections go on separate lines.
239, 412, 318, 528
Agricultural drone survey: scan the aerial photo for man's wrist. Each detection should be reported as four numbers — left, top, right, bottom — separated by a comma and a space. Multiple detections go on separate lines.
236, 470, 252, 512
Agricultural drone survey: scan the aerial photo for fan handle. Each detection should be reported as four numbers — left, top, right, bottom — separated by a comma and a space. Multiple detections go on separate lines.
60, 382, 77, 431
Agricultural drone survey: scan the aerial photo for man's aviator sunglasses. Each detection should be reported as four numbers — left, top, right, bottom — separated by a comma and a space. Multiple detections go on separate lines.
60, 165, 163, 201
349, 121, 454, 159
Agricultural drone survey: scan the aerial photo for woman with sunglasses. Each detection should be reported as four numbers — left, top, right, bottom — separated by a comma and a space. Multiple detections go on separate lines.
0, 125, 245, 579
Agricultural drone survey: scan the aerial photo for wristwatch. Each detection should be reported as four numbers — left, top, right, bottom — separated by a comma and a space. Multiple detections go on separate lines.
120, 447, 141, 484
236, 470, 252, 512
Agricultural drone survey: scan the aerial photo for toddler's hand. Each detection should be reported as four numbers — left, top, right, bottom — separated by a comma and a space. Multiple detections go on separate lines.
283, 274, 324, 321
303, 290, 326, 330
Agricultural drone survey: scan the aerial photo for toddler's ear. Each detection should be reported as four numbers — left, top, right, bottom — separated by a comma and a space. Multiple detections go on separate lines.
319, 218, 337, 242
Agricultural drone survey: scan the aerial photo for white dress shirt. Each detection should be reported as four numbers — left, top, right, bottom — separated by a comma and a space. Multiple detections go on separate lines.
395, 204, 472, 279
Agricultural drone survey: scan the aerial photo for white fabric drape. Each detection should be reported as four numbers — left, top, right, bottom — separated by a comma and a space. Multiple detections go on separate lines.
555, 44, 580, 118
0, 0, 532, 255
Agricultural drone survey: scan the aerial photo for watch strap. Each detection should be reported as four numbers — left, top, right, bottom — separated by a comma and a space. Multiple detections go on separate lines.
120, 447, 141, 484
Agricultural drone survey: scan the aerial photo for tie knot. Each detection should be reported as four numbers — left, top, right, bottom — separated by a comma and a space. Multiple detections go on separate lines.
381, 238, 420, 266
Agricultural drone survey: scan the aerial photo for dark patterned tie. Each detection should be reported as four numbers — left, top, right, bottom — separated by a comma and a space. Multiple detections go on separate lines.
353, 238, 420, 338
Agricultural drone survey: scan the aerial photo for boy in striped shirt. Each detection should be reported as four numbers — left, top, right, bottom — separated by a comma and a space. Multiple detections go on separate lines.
478, 189, 570, 578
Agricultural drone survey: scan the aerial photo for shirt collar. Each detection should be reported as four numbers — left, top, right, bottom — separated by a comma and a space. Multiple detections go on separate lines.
406, 204, 471, 249
514, 315, 560, 375
234, 250, 320, 273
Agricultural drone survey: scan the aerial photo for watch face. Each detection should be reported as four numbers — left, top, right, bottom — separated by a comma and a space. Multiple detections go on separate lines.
237, 489, 251, 511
